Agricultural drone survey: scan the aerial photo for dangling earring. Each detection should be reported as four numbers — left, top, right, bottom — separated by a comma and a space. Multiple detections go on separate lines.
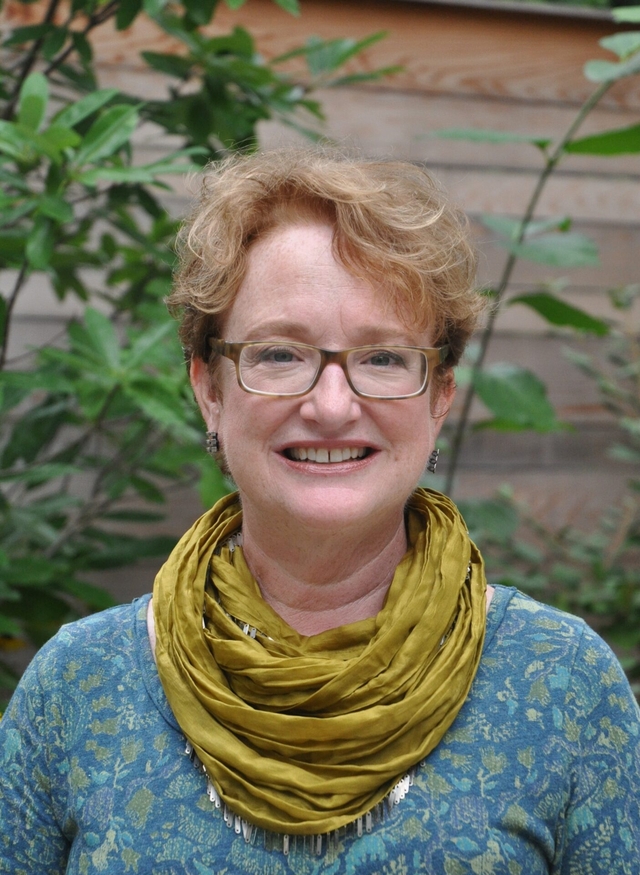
427, 448, 439, 474
205, 431, 220, 455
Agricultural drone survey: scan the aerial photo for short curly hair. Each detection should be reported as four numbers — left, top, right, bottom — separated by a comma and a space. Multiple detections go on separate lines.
168, 149, 483, 379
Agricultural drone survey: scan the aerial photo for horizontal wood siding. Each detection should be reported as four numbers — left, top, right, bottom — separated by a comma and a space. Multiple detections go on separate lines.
2, 0, 638, 559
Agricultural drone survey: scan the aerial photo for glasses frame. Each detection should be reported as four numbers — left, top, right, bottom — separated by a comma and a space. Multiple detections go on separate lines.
207, 338, 450, 400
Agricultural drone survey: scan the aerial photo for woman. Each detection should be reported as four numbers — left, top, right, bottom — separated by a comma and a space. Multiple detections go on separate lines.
1, 150, 638, 874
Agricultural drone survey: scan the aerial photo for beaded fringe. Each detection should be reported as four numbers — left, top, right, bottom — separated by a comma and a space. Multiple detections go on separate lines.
184, 740, 416, 857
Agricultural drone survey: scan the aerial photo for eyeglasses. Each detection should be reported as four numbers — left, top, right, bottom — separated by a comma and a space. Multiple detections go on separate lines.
207, 339, 449, 400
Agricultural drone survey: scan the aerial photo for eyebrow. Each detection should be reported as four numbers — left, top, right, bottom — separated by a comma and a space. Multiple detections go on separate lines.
238, 321, 417, 346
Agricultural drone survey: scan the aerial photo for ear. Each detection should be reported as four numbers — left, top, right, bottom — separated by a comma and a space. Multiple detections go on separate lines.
430, 371, 456, 437
190, 357, 221, 432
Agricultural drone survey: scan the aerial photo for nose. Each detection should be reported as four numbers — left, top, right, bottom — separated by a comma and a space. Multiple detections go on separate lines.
299, 362, 362, 428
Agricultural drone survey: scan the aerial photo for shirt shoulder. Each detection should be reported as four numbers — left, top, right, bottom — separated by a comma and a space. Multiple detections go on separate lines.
22, 596, 149, 696
477, 587, 640, 745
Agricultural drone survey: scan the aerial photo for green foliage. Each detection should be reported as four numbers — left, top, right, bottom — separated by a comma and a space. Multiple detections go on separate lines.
473, 363, 565, 432
461, 290, 640, 697
0, 0, 389, 697
438, 10, 640, 696
438, 10, 640, 461
509, 291, 610, 335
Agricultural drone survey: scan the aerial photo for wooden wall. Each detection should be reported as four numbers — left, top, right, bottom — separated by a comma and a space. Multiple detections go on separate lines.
3, 0, 639, 599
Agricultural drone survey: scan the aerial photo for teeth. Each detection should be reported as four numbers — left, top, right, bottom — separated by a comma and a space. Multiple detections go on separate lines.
288, 447, 366, 463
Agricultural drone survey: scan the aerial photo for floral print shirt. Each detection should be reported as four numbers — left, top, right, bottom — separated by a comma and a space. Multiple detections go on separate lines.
1, 586, 639, 874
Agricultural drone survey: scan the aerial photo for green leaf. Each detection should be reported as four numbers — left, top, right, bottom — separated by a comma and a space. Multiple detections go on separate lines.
0, 615, 22, 637
60, 579, 116, 610
224, 0, 248, 7
2, 24, 52, 47
457, 497, 520, 544
474, 363, 562, 432
129, 475, 166, 504
141, 51, 192, 78
40, 124, 81, 153
509, 292, 609, 336
125, 320, 175, 369
510, 233, 599, 268
84, 308, 121, 370
77, 157, 203, 186
17, 72, 48, 132
278, 33, 387, 77
77, 166, 156, 185
599, 32, 640, 60
0, 121, 37, 162
53, 89, 118, 129
480, 213, 572, 241
37, 194, 73, 223
84, 533, 176, 568
479, 214, 598, 266
4, 557, 62, 587
431, 128, 551, 150
566, 124, 640, 156
41, 25, 67, 61
143, 0, 171, 13
183, 0, 218, 25
0, 463, 82, 486
25, 215, 54, 270
0, 197, 36, 231
201, 26, 255, 58
612, 7, 640, 23
272, 0, 300, 13
124, 383, 186, 430
117, 0, 143, 29
71, 31, 93, 63
0, 395, 69, 466
584, 53, 640, 83
72, 105, 139, 167
103, 510, 165, 523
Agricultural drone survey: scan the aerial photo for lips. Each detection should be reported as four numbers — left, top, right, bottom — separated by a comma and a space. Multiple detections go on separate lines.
284, 447, 369, 463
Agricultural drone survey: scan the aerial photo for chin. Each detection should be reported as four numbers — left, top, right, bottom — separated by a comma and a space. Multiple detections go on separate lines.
278, 485, 404, 532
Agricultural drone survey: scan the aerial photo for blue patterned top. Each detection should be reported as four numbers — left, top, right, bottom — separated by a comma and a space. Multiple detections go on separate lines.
1, 586, 639, 874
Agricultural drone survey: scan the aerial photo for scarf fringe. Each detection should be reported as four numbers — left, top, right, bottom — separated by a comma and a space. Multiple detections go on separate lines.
185, 740, 417, 857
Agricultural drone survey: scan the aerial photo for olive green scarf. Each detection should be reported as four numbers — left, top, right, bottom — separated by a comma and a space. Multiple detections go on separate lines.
153, 487, 486, 835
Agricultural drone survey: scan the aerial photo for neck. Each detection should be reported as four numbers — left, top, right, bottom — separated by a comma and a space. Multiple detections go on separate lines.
240, 510, 408, 636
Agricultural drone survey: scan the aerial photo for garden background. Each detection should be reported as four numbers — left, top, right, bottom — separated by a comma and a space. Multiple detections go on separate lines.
1, 0, 639, 701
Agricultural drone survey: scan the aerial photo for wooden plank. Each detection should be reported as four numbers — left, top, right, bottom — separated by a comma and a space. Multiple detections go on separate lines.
3, 0, 639, 108
191, 0, 640, 109
259, 87, 640, 176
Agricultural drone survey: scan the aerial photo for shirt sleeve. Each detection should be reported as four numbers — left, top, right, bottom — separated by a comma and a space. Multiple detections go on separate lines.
558, 623, 640, 875
0, 650, 70, 875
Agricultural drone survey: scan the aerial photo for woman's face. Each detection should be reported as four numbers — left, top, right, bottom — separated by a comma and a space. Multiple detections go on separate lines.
191, 223, 454, 535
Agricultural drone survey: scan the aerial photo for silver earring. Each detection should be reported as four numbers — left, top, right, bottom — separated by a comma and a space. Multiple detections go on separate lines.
427, 448, 439, 474
205, 431, 219, 455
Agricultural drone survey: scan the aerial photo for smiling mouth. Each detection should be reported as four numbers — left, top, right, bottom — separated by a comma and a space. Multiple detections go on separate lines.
284, 447, 370, 464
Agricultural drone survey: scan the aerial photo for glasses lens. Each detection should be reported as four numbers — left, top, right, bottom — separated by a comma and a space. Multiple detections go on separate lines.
239, 343, 320, 394
347, 347, 427, 397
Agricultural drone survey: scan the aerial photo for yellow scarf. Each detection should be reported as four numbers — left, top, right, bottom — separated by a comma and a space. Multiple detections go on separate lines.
153, 488, 486, 835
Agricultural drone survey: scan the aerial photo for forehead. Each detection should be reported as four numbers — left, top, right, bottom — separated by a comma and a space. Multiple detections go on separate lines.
223, 223, 430, 345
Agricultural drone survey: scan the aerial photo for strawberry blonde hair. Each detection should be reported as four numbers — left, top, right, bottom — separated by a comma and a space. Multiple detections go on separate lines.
168, 149, 483, 381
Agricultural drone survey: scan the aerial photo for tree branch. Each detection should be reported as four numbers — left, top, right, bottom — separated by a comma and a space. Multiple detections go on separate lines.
2, 0, 62, 121
444, 80, 612, 496
0, 262, 29, 370
43, 1, 120, 79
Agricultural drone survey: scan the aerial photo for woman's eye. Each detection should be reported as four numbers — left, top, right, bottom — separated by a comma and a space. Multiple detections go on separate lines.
365, 350, 405, 368
257, 346, 298, 364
